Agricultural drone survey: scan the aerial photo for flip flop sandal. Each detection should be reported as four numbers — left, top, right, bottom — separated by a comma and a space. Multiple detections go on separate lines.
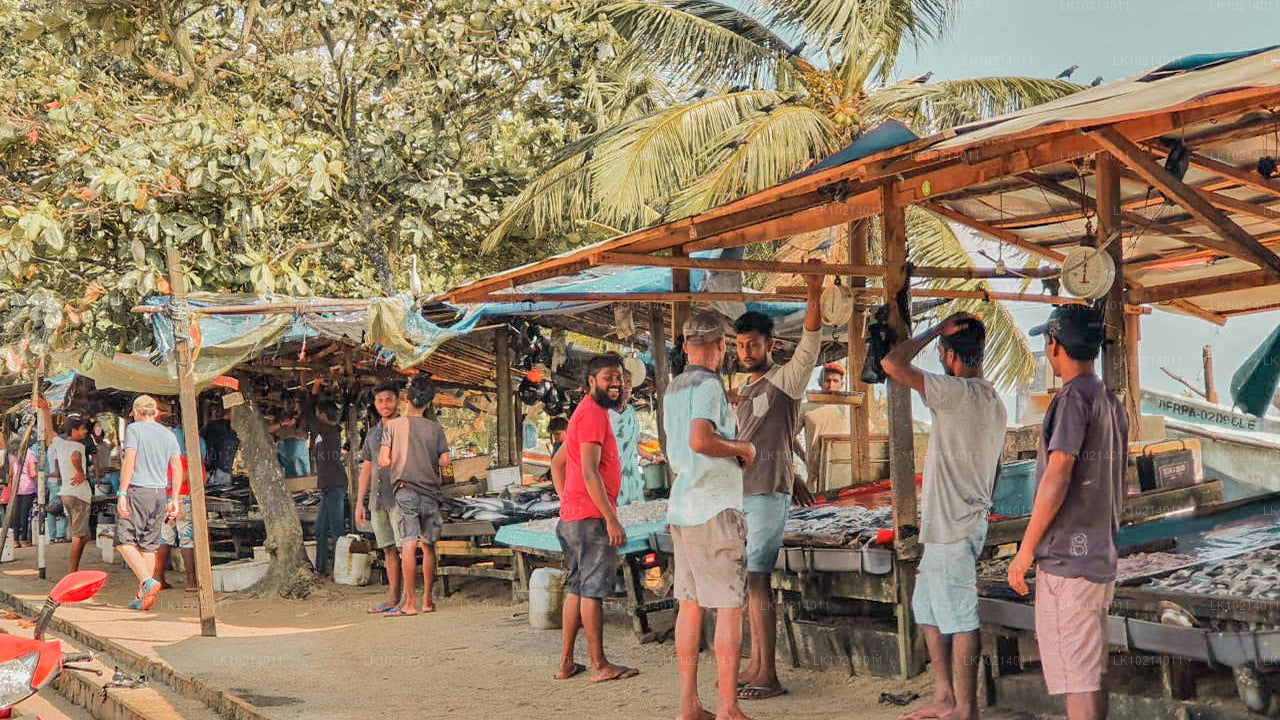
738, 685, 788, 701
384, 606, 418, 618
555, 663, 586, 680
367, 603, 397, 614
591, 666, 640, 683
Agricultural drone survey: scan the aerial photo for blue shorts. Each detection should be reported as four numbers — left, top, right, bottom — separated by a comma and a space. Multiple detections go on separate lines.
912, 517, 988, 635
743, 493, 791, 573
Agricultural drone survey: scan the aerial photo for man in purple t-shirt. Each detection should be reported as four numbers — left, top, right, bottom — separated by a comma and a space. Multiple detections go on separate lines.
1009, 305, 1128, 720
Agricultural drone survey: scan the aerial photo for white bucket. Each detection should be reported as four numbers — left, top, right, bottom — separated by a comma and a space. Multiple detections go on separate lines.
211, 558, 270, 592
333, 535, 372, 586
528, 567, 567, 630
304, 540, 316, 566
1, 530, 13, 562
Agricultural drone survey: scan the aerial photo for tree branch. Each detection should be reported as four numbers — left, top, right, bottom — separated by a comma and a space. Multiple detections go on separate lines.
206, 0, 260, 74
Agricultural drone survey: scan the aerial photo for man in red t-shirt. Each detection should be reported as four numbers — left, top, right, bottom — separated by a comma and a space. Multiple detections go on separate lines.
549, 353, 638, 683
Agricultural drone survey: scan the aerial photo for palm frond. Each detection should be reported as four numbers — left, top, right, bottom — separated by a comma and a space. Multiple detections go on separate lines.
590, 90, 787, 227
483, 149, 598, 253
906, 207, 1034, 390
671, 104, 838, 216
606, 0, 801, 88
760, 0, 958, 90
862, 76, 1084, 134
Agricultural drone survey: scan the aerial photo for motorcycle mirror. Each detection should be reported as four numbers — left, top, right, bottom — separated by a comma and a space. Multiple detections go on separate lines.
49, 570, 108, 604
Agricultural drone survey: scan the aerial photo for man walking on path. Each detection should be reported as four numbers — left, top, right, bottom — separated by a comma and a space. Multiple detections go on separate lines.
549, 353, 638, 683
1009, 305, 1128, 720
37, 400, 91, 573
881, 313, 1007, 720
116, 395, 183, 611
729, 263, 824, 701
378, 378, 450, 616
666, 313, 757, 720
356, 382, 403, 614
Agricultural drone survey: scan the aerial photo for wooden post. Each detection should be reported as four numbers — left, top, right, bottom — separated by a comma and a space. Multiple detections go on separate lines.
164, 242, 218, 637
1097, 153, 1139, 440
880, 185, 917, 554
495, 329, 514, 467
1125, 312, 1142, 435
846, 220, 872, 485
671, 250, 691, 343
33, 368, 46, 579
0, 413, 36, 561
1202, 345, 1218, 404
343, 349, 359, 521
648, 304, 672, 486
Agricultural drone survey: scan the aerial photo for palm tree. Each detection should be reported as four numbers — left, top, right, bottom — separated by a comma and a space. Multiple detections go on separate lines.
489, 0, 1084, 388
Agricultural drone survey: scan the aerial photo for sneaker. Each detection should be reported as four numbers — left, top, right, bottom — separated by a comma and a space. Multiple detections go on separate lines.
127, 598, 143, 611
138, 579, 162, 611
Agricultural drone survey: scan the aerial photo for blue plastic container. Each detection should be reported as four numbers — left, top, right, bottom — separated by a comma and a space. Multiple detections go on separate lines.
992, 460, 1037, 517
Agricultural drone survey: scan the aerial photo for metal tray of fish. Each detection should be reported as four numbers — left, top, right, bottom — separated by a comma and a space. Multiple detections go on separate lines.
777, 547, 808, 572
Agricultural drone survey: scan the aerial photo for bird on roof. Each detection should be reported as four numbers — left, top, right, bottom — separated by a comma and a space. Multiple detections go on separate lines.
902, 71, 933, 84
1090, 76, 1103, 87
1055, 65, 1079, 80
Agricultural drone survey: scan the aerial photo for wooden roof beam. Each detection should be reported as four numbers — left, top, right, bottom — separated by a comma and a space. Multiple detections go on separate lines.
470, 291, 815, 305
1090, 127, 1280, 278
1182, 151, 1280, 202
1128, 269, 1273, 304
921, 202, 1065, 262
1165, 299, 1229, 325
1128, 230, 1280, 270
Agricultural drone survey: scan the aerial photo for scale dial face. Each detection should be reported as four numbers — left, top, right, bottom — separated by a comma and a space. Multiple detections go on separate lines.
1060, 246, 1116, 300
820, 284, 854, 326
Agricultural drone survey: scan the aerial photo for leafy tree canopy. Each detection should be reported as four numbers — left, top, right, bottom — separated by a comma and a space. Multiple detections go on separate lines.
0, 0, 617, 362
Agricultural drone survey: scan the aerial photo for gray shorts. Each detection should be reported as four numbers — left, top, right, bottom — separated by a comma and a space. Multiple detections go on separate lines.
555, 518, 619, 599
393, 489, 442, 544
115, 487, 169, 552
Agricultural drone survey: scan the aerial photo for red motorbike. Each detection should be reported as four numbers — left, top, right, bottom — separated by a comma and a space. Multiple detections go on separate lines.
0, 570, 108, 718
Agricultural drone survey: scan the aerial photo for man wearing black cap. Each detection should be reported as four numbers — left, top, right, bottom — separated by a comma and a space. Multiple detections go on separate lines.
1009, 305, 1129, 720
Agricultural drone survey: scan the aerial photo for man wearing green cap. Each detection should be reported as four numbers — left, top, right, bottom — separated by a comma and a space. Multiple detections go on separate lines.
1009, 304, 1129, 720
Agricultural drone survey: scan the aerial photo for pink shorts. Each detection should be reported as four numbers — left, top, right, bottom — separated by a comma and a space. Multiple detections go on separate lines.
1034, 571, 1114, 695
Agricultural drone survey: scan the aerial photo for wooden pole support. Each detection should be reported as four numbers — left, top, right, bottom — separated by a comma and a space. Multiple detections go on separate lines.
846, 220, 872, 485
495, 329, 514, 467
880, 185, 918, 558
164, 242, 218, 637
648, 304, 673, 488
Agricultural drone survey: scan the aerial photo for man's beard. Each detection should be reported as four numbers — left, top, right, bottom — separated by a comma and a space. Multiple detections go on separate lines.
592, 387, 621, 410
740, 357, 771, 373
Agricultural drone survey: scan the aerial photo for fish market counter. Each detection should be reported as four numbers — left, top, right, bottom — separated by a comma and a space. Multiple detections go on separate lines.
974, 488, 1280, 714
494, 499, 675, 642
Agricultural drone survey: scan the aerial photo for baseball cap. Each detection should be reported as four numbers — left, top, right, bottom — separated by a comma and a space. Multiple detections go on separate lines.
822, 362, 845, 376
1029, 305, 1105, 351
683, 312, 726, 344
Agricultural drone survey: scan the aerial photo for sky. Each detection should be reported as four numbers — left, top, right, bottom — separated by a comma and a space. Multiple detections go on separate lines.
888, 0, 1280, 413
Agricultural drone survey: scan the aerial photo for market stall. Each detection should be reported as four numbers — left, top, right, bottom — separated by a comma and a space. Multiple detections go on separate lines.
435, 45, 1280, 702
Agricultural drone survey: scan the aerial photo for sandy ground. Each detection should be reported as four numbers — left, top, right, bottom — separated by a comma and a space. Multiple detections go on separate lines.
0, 542, 1040, 720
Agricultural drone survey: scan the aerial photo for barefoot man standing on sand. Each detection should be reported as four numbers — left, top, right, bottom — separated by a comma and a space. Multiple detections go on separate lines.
666, 312, 757, 720
1009, 305, 1128, 720
881, 312, 1006, 720
550, 353, 638, 683
356, 382, 404, 615
378, 377, 451, 616
115, 395, 183, 611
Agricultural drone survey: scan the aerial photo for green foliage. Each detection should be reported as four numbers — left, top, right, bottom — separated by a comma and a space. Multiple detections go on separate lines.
0, 0, 617, 359
489, 0, 1088, 387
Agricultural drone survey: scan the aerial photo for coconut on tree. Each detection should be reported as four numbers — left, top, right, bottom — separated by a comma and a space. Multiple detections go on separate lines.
489, 0, 1086, 388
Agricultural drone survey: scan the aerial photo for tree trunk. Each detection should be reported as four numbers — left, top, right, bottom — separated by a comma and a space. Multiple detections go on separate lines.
229, 393, 316, 599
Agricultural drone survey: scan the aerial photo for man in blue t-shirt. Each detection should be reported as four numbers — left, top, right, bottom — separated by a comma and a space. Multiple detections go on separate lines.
117, 395, 183, 611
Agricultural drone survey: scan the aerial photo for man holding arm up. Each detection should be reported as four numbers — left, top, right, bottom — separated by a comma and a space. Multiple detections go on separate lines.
1009, 305, 1128, 720
550, 353, 637, 683
881, 312, 1006, 720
